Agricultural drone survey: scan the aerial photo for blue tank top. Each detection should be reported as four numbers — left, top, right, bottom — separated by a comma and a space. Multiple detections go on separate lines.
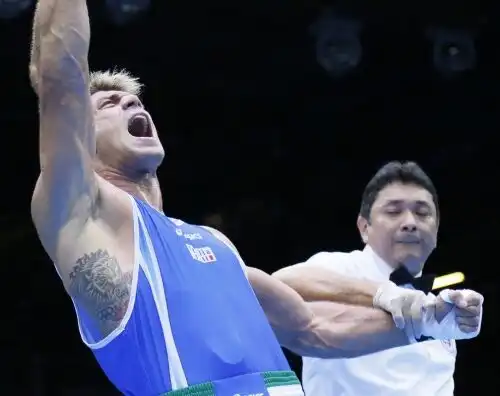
72, 196, 290, 395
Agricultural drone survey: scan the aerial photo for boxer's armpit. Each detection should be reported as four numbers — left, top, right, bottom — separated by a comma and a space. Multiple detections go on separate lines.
69, 249, 132, 336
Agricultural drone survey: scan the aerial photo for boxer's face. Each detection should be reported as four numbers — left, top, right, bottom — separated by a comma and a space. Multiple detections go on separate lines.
91, 90, 165, 174
358, 182, 438, 274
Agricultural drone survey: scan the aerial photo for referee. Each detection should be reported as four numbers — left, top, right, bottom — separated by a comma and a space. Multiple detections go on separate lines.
275, 161, 483, 396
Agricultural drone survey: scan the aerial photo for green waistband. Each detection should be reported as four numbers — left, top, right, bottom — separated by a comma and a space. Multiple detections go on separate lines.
162, 370, 300, 396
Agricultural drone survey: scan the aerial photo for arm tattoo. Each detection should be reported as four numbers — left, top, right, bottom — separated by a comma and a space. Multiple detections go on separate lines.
69, 249, 132, 335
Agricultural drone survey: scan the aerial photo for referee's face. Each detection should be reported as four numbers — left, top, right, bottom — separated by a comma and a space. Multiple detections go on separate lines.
359, 182, 439, 274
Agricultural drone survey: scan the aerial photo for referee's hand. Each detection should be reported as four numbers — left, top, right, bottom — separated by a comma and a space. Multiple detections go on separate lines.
435, 289, 484, 334
373, 282, 429, 339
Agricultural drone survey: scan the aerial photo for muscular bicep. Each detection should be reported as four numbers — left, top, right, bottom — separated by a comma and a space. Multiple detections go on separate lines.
31, 0, 98, 250
34, 74, 97, 222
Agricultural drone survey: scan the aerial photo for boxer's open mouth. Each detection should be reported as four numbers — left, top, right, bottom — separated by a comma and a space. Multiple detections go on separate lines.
128, 114, 152, 137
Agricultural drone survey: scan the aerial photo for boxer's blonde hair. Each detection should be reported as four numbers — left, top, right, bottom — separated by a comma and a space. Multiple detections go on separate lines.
89, 69, 143, 96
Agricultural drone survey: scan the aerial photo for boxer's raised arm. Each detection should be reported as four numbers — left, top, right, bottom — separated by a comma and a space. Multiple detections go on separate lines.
30, 0, 98, 255
248, 268, 409, 359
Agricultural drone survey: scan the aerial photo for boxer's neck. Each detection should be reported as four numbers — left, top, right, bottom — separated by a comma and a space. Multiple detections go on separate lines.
98, 167, 163, 211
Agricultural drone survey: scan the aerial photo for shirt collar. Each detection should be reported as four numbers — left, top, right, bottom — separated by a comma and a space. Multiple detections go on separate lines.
362, 245, 423, 278
362, 245, 394, 279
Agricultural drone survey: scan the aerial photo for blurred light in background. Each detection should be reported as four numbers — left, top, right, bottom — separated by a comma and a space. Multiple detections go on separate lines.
433, 272, 466, 290
310, 9, 362, 78
427, 27, 476, 76
106, 0, 150, 25
0, 0, 32, 19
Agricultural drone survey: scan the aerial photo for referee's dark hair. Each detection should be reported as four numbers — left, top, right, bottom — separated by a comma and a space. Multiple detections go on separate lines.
359, 161, 439, 222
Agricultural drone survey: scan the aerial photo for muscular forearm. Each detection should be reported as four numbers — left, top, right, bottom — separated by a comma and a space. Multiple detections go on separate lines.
273, 264, 381, 307
36, 0, 90, 57
32, 0, 91, 81
249, 267, 409, 359
29, 1, 45, 88
281, 301, 409, 359
33, 0, 96, 167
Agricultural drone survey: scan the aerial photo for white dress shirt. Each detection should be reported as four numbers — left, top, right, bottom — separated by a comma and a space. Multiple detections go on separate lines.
302, 246, 456, 396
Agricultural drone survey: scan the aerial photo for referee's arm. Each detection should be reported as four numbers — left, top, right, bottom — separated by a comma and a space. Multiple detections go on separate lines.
273, 254, 381, 307
248, 267, 410, 359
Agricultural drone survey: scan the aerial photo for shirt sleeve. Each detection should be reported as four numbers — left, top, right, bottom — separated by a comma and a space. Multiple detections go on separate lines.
301, 251, 355, 276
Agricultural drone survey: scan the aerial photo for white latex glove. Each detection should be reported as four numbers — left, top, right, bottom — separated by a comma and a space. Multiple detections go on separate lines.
420, 289, 483, 340
373, 281, 430, 340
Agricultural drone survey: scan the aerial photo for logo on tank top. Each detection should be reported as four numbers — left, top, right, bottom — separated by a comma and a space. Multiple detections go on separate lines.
170, 218, 184, 226
186, 244, 217, 263
176, 228, 203, 240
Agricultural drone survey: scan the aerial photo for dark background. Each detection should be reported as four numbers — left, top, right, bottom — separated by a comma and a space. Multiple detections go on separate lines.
2, 0, 499, 394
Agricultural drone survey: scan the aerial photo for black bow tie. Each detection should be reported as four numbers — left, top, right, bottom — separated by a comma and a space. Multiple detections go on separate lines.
389, 266, 435, 294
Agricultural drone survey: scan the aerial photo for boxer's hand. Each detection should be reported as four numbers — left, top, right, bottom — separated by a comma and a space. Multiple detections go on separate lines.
373, 282, 429, 339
